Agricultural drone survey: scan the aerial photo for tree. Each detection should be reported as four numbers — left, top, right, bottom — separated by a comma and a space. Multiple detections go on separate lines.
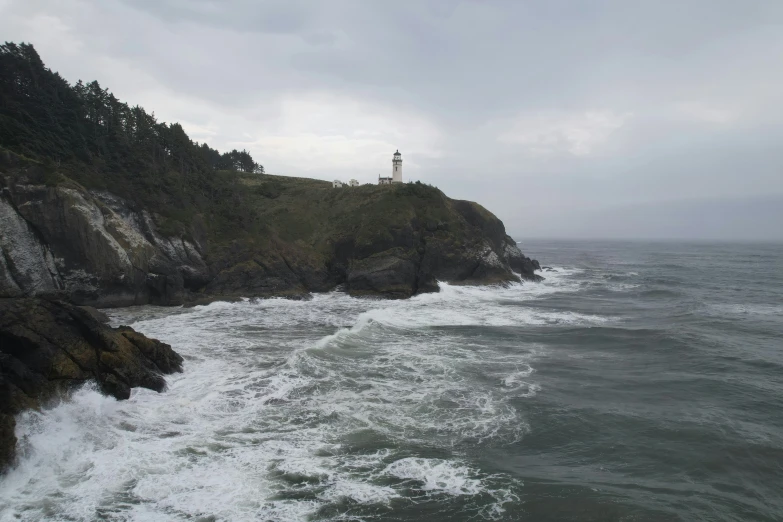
0, 41, 269, 231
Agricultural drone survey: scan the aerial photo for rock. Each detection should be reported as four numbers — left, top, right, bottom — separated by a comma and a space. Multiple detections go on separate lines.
0, 193, 63, 298
346, 250, 421, 298
0, 297, 183, 472
0, 182, 208, 307
78, 305, 109, 323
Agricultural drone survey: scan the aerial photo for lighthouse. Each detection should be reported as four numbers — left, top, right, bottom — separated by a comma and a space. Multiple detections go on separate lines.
392, 150, 402, 183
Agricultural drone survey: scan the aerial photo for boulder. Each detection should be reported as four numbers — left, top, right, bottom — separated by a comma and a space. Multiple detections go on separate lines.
77, 305, 109, 323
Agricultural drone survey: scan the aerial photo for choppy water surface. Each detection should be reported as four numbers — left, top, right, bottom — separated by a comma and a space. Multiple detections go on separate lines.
1, 240, 782, 521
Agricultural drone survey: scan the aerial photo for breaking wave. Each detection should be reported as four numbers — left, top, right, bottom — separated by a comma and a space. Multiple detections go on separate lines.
0, 267, 600, 521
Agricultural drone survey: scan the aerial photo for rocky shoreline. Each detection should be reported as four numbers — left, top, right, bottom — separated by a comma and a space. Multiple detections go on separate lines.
0, 298, 183, 472
1, 152, 541, 307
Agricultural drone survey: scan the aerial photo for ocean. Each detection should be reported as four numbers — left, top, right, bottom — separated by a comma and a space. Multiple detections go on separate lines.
1, 240, 781, 521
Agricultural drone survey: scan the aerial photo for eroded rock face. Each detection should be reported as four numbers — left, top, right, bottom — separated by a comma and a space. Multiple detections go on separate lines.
346, 249, 423, 298
342, 199, 542, 297
0, 297, 183, 471
0, 194, 63, 297
0, 181, 208, 307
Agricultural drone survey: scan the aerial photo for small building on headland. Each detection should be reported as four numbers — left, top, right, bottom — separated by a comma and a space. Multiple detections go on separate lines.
334, 179, 359, 188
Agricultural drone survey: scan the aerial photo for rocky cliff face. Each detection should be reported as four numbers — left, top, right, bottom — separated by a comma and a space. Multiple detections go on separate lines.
1, 154, 540, 304
1, 160, 209, 306
337, 201, 541, 298
0, 298, 183, 471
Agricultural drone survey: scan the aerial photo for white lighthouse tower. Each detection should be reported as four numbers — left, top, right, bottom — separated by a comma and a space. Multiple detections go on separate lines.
392, 150, 403, 183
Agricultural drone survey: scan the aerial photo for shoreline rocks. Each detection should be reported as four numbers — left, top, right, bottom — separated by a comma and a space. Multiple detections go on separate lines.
0, 297, 183, 472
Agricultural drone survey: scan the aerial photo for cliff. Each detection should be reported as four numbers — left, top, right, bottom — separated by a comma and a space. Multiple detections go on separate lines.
0, 298, 183, 471
0, 43, 540, 305
0, 150, 540, 305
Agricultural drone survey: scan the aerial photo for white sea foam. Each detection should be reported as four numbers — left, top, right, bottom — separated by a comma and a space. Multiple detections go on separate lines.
384, 458, 483, 495
0, 268, 595, 521
319, 480, 399, 505
607, 283, 641, 291
502, 367, 541, 397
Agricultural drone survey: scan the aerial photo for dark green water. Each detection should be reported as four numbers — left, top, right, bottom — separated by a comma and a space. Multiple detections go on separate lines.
505, 240, 783, 522
1, 240, 781, 521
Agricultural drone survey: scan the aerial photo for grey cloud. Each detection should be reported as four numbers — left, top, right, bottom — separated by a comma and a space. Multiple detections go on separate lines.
1, 0, 782, 239
122, 0, 315, 34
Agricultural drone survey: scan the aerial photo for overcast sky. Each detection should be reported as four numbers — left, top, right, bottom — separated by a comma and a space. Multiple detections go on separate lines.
2, 0, 782, 240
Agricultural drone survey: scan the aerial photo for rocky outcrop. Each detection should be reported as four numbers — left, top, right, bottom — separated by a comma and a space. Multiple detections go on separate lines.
0, 169, 209, 307
345, 248, 429, 298
340, 199, 541, 298
1, 155, 540, 304
0, 297, 183, 471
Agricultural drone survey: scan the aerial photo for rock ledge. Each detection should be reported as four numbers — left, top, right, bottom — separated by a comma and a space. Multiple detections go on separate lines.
0, 297, 182, 472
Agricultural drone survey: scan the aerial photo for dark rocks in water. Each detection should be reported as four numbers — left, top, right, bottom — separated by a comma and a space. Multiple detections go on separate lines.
0, 298, 183, 472
340, 195, 542, 296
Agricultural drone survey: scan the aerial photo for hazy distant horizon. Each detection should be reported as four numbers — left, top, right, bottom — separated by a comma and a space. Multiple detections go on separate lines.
514, 237, 783, 244
509, 193, 783, 242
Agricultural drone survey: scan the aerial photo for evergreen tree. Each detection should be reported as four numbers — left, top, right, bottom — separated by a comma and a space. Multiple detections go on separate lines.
0, 41, 267, 236
0, 41, 263, 178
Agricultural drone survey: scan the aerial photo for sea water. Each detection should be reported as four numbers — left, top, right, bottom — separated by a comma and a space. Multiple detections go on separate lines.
1, 240, 781, 521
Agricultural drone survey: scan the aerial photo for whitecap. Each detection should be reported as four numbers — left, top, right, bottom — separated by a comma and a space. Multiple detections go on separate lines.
384, 458, 484, 496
